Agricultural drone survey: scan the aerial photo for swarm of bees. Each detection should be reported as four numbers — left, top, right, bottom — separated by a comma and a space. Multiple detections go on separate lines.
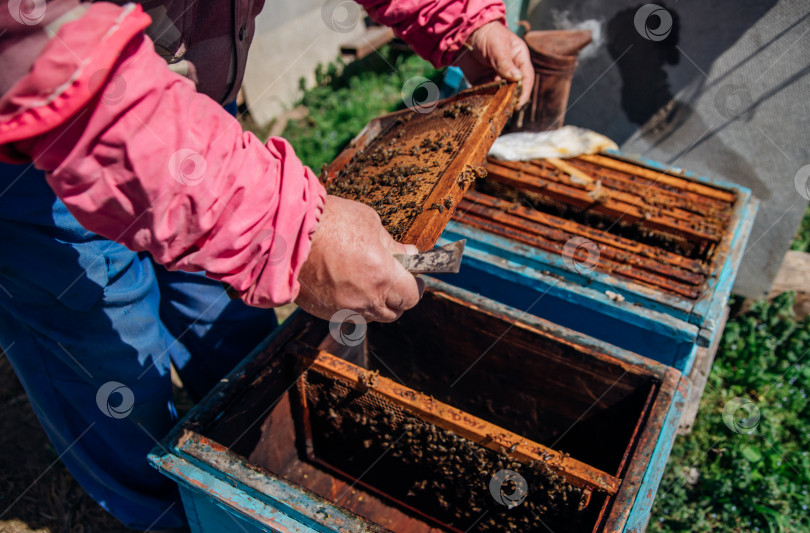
443, 101, 475, 119
320, 102, 483, 240
306, 370, 586, 532
458, 165, 487, 187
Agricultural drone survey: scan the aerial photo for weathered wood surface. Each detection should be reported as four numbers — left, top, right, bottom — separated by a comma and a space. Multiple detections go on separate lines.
340, 26, 395, 60
677, 307, 729, 435
769, 251, 810, 319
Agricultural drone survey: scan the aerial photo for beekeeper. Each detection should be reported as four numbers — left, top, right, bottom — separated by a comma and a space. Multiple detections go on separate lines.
0, 0, 533, 529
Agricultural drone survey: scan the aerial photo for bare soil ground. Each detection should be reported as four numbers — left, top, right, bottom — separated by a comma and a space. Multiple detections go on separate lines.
0, 355, 130, 533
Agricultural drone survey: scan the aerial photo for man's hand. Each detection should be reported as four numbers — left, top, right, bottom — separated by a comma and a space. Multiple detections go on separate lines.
454, 21, 534, 108
296, 196, 425, 323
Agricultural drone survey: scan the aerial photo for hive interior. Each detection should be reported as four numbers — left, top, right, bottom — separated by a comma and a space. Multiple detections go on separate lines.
454, 155, 738, 300
202, 291, 661, 533
298, 361, 589, 532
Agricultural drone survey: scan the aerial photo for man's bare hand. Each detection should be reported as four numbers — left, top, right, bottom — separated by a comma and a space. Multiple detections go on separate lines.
296, 196, 425, 322
454, 21, 534, 108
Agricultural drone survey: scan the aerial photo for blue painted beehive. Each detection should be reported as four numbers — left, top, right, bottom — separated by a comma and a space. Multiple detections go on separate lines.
150, 278, 688, 532
149, 148, 756, 531
436, 150, 757, 374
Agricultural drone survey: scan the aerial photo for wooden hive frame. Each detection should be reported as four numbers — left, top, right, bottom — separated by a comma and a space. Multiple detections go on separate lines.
452, 153, 741, 301
294, 348, 622, 499
322, 81, 519, 251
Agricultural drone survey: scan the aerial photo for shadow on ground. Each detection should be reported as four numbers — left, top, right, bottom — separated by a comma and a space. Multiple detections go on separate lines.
0, 354, 129, 533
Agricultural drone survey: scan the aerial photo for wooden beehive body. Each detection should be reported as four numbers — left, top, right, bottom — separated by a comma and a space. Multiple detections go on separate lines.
437, 150, 757, 374
149, 278, 686, 533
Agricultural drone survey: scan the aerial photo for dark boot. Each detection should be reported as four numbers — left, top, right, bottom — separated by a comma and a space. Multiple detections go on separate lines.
512, 29, 592, 132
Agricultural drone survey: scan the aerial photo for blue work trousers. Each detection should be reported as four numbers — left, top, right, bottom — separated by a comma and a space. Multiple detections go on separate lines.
0, 152, 276, 528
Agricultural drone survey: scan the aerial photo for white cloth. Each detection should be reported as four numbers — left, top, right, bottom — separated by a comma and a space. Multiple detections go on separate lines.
488, 126, 618, 161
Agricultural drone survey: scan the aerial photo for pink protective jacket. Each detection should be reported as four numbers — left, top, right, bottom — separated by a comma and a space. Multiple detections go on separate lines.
0, 0, 505, 307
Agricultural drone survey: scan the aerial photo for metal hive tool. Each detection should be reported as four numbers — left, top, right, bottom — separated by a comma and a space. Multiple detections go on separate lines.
321, 81, 519, 251
291, 348, 621, 533
453, 154, 738, 300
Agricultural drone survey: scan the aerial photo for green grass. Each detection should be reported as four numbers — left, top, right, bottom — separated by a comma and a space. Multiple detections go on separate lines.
281, 47, 440, 172
790, 206, 810, 253
649, 293, 810, 533
271, 51, 810, 532
649, 207, 810, 532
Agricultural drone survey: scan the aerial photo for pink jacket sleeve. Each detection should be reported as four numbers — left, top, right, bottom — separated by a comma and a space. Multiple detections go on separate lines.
1, 4, 325, 308
357, 0, 507, 67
